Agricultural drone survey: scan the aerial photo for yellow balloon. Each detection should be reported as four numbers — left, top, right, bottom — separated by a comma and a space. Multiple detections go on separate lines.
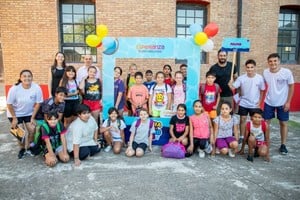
96, 24, 108, 38
86, 35, 101, 47
194, 32, 208, 46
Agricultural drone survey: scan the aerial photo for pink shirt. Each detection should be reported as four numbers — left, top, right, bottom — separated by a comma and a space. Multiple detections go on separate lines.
127, 84, 149, 112
190, 113, 210, 139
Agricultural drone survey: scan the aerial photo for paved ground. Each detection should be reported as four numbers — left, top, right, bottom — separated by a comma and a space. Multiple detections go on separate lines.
0, 82, 300, 200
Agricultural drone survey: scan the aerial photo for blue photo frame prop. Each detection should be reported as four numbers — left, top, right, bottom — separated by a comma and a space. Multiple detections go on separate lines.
102, 37, 201, 145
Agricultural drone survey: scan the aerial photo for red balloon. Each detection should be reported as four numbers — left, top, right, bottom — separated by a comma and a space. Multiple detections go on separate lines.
204, 23, 219, 37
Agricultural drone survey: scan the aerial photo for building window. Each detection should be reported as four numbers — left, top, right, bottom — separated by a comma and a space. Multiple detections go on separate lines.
176, 4, 207, 64
60, 1, 96, 62
278, 9, 300, 64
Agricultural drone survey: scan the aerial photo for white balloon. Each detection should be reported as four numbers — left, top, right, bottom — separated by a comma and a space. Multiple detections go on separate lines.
201, 39, 214, 52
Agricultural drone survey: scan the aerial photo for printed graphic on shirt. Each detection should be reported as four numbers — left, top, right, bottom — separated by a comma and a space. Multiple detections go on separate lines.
175, 123, 185, 133
205, 91, 216, 105
155, 92, 165, 107
87, 84, 100, 95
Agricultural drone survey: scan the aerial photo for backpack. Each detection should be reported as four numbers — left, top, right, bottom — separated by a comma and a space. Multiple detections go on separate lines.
161, 142, 186, 159
171, 83, 186, 94
30, 122, 62, 155
107, 118, 122, 130
151, 83, 168, 94
199, 83, 220, 97
246, 120, 267, 133
134, 119, 154, 137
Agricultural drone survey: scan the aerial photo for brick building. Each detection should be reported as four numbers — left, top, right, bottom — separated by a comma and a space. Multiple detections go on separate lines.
0, 0, 299, 110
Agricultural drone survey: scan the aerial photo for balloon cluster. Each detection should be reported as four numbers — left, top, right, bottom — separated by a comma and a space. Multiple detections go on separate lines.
85, 25, 118, 54
190, 22, 219, 52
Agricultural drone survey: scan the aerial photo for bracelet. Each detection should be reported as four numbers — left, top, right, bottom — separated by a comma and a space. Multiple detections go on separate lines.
74, 157, 79, 160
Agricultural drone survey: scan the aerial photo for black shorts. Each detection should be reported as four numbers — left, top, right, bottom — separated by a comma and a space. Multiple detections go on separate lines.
64, 99, 79, 118
132, 141, 147, 152
8, 115, 31, 124
238, 106, 258, 116
193, 138, 209, 150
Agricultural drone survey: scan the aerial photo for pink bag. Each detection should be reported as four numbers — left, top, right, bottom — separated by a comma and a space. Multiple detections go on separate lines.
161, 142, 186, 159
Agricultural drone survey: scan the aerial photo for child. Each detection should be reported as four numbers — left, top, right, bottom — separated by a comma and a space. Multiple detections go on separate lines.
114, 67, 126, 116
143, 70, 156, 92
242, 109, 270, 162
127, 71, 149, 116
41, 111, 69, 167
169, 104, 189, 146
125, 63, 138, 116
101, 107, 126, 154
228, 59, 265, 146
149, 71, 172, 117
213, 101, 239, 157
179, 64, 187, 83
59, 65, 80, 128
199, 71, 221, 120
163, 64, 174, 86
125, 108, 155, 157
66, 104, 100, 166
79, 66, 102, 123
187, 100, 214, 158
172, 71, 186, 112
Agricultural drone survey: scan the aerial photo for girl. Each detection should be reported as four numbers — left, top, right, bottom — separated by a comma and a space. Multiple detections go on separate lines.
125, 63, 137, 116
59, 65, 80, 128
172, 71, 186, 112
41, 111, 69, 167
163, 64, 174, 86
187, 100, 214, 158
149, 71, 172, 117
169, 104, 189, 147
48, 52, 66, 97
241, 109, 270, 162
66, 104, 100, 167
114, 67, 126, 117
7, 69, 43, 159
125, 108, 155, 157
79, 66, 102, 122
213, 101, 239, 157
101, 107, 126, 154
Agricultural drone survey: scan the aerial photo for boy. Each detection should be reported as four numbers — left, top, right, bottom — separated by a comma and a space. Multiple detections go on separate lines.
244, 109, 270, 162
199, 71, 221, 120
143, 70, 156, 92
127, 71, 149, 116
179, 64, 187, 83
263, 53, 294, 154
35, 86, 67, 124
228, 59, 265, 145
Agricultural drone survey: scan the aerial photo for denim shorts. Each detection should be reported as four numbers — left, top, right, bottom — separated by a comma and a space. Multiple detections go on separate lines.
263, 103, 289, 121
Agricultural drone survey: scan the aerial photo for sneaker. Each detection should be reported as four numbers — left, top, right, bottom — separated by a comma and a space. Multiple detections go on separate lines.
228, 149, 235, 158
216, 148, 220, 154
24, 149, 34, 157
238, 137, 244, 144
198, 149, 205, 158
247, 155, 253, 162
18, 149, 25, 159
104, 145, 112, 152
279, 144, 288, 155
204, 144, 212, 154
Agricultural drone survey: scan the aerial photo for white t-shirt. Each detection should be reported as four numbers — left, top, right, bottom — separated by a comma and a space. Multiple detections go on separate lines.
66, 116, 98, 152
149, 84, 172, 110
233, 74, 265, 108
6, 82, 43, 117
263, 68, 294, 106
129, 119, 155, 145
76, 66, 101, 84
102, 119, 126, 141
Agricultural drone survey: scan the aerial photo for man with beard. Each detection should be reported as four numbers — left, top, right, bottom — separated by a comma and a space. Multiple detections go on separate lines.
209, 49, 237, 114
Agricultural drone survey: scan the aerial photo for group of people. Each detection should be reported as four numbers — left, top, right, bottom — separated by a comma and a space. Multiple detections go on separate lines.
6, 50, 294, 166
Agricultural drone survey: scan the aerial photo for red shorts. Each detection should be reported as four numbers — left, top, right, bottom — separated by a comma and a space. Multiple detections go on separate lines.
256, 140, 267, 147
83, 99, 102, 112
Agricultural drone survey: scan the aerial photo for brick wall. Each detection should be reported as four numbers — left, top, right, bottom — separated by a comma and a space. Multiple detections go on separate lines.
0, 0, 299, 86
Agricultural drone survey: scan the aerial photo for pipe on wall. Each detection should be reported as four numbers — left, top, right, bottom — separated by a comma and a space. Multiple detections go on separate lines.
237, 0, 242, 75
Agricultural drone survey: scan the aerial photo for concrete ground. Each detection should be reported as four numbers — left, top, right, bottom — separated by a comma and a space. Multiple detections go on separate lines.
0, 82, 299, 200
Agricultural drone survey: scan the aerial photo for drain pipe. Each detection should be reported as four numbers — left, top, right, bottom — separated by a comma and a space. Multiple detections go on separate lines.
237, 0, 242, 75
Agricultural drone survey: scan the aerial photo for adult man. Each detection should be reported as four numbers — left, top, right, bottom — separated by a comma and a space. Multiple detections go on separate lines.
76, 55, 101, 84
263, 53, 294, 154
209, 49, 237, 113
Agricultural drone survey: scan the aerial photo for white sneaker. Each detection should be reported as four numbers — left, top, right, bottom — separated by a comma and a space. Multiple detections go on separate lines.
198, 149, 205, 158
228, 149, 235, 158
216, 148, 220, 154
104, 145, 112, 152
204, 144, 212, 154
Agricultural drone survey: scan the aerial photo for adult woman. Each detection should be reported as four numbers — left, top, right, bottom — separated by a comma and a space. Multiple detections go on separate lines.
7, 69, 43, 159
48, 52, 66, 97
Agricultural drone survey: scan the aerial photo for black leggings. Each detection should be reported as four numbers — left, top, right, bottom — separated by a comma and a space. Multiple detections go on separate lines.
70, 145, 100, 160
